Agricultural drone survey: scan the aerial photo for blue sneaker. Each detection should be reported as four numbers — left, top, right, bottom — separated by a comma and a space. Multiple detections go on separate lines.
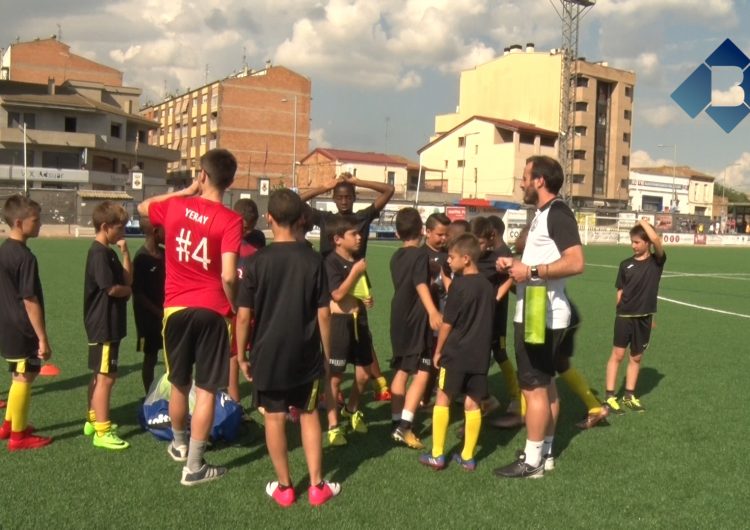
452, 453, 477, 472
419, 452, 446, 470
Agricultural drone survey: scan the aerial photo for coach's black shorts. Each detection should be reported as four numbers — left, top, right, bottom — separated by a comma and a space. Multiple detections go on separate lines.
328, 313, 374, 374
514, 323, 566, 389
437, 367, 487, 401
254, 380, 320, 414
391, 350, 432, 375
137, 333, 162, 356
163, 307, 229, 392
613, 315, 653, 355
88, 341, 121, 374
6, 357, 42, 375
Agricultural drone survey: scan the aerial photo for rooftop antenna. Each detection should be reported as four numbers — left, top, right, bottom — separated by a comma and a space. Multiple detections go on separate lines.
56, 24, 62, 41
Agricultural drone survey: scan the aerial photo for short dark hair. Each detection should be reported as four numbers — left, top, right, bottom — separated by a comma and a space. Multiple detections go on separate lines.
526, 155, 564, 195
630, 223, 651, 243
233, 198, 260, 227
487, 215, 505, 238
3, 195, 40, 226
327, 214, 358, 242
449, 233, 481, 263
469, 216, 494, 240
299, 203, 315, 234
395, 207, 423, 240
92, 201, 128, 232
333, 180, 356, 198
425, 212, 451, 231
200, 148, 237, 191
268, 188, 302, 227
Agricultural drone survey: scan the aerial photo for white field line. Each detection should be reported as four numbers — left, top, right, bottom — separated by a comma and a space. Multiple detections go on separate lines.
657, 296, 750, 319
586, 263, 750, 282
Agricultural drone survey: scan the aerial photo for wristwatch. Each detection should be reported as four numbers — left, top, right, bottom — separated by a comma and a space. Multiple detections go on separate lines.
530, 265, 540, 280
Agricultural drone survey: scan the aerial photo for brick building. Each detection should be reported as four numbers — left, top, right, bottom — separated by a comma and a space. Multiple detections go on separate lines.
1, 37, 123, 87
140, 66, 311, 190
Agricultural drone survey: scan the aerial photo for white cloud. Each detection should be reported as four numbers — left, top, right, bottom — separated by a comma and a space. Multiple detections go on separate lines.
723, 153, 750, 191
630, 149, 674, 168
639, 105, 683, 127
309, 127, 330, 149
711, 86, 745, 106
396, 71, 422, 91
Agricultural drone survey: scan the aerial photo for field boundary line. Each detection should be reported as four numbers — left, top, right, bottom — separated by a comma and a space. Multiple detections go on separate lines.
657, 296, 750, 319
588, 263, 750, 281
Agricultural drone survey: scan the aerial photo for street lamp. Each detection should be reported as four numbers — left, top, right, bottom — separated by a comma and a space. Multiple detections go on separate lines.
281, 95, 298, 189
460, 131, 480, 198
657, 143, 677, 212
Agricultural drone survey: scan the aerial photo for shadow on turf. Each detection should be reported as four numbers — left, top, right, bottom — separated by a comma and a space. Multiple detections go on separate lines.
32, 363, 141, 397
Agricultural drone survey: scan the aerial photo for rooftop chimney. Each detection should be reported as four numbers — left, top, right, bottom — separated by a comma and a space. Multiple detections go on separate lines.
526, 42, 535, 53
47, 77, 55, 95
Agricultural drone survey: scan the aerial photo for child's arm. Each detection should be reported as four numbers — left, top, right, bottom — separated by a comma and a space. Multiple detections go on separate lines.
330, 259, 366, 303
318, 306, 332, 362
496, 277, 513, 302
23, 296, 51, 360
616, 288, 622, 306
344, 174, 395, 211
416, 283, 443, 331
235, 307, 254, 382
299, 178, 338, 202
432, 321, 453, 368
137, 179, 200, 218
116, 239, 132, 287
639, 219, 665, 258
222, 252, 239, 314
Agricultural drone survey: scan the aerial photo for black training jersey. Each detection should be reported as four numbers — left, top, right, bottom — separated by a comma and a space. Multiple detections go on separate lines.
0, 239, 44, 358
237, 242, 329, 391
324, 252, 368, 319
441, 273, 495, 374
390, 246, 431, 357
615, 251, 667, 316
132, 246, 165, 334
310, 205, 380, 257
423, 245, 448, 307
83, 241, 127, 343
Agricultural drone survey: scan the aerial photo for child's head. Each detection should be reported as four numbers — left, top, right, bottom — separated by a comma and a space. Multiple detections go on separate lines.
329, 215, 361, 255
268, 188, 302, 228
3, 195, 41, 237
296, 203, 315, 238
139, 216, 164, 245
332, 178, 356, 214
233, 198, 260, 234
199, 148, 237, 191
487, 215, 506, 244
92, 201, 128, 243
446, 219, 469, 245
629, 223, 651, 257
424, 212, 450, 251
447, 233, 481, 274
469, 216, 494, 252
395, 207, 423, 241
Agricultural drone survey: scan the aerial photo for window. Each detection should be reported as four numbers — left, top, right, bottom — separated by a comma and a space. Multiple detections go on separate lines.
620, 178, 629, 189
25, 114, 35, 129
458, 136, 466, 147
576, 75, 589, 88
625, 86, 633, 98
623, 132, 631, 143
444, 160, 448, 168
387, 171, 395, 186
7, 111, 21, 128
457, 160, 465, 167
624, 109, 632, 120
192, 97, 197, 108
201, 94, 208, 104
519, 133, 534, 144
573, 150, 586, 160
138, 130, 146, 143
575, 102, 588, 112
574, 126, 587, 137
572, 174, 585, 184
200, 135, 207, 145
110, 123, 121, 138
622, 155, 630, 167
64, 117, 77, 132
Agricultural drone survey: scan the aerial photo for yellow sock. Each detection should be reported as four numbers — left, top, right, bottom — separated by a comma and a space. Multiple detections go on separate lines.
94, 421, 111, 437
461, 409, 482, 461
8, 381, 31, 432
87, 409, 96, 424
431, 405, 449, 458
4, 399, 11, 422
560, 368, 601, 413
499, 359, 520, 400
376, 376, 388, 392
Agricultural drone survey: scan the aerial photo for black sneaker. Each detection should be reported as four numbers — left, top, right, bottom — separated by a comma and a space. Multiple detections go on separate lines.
180, 463, 227, 486
493, 451, 544, 479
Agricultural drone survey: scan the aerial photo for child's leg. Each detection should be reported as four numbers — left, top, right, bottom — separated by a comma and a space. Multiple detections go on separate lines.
327, 373, 342, 427
91, 373, 116, 430
494, 341, 521, 404
543, 380, 559, 457
300, 409, 323, 486
625, 352, 643, 395
461, 394, 481, 461
5, 372, 38, 432
605, 346, 627, 396
190, 386, 215, 442
347, 366, 370, 412
368, 347, 389, 396
401, 369, 430, 429
169, 383, 191, 433
142, 349, 158, 395
265, 411, 292, 486
227, 356, 240, 402
87, 374, 96, 423
390, 370, 408, 421
431, 388, 451, 457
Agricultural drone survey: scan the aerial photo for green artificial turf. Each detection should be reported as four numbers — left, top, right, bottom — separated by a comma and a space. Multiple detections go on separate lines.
0, 238, 748, 528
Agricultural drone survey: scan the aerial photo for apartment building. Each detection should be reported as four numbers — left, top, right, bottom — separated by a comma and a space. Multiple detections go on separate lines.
630, 166, 714, 216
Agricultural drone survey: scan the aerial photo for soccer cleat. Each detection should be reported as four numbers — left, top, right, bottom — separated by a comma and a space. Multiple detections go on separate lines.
419, 453, 446, 470
308, 481, 341, 506
488, 413, 524, 429
9, 433, 53, 451
0, 400, 5, 408
621, 395, 645, 412
373, 389, 392, 402
604, 396, 625, 415
543, 453, 555, 471
83, 421, 119, 436
92, 431, 130, 450
167, 441, 188, 462
391, 427, 424, 450
480, 396, 501, 417
493, 451, 544, 479
341, 409, 367, 434
452, 453, 477, 472
575, 406, 610, 429
180, 463, 227, 486
0, 424, 34, 440
266, 481, 296, 507
326, 426, 347, 446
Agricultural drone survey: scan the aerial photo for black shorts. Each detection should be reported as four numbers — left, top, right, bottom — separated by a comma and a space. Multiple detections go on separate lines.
137, 333, 162, 356
391, 350, 432, 374
558, 322, 579, 358
437, 367, 487, 401
88, 341, 121, 374
514, 323, 566, 389
254, 380, 320, 414
613, 315, 653, 354
328, 313, 374, 374
6, 357, 42, 374
163, 307, 230, 392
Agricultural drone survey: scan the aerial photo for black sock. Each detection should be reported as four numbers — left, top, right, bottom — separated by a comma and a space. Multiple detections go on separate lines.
624, 389, 635, 398
605, 390, 615, 399
398, 419, 412, 431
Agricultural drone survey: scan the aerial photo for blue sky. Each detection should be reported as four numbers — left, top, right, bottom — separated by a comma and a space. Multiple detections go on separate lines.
2, 0, 750, 190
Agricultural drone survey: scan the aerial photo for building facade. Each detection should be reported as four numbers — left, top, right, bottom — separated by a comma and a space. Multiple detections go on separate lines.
629, 166, 714, 216
141, 66, 310, 190
418, 116, 558, 203
432, 45, 636, 208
